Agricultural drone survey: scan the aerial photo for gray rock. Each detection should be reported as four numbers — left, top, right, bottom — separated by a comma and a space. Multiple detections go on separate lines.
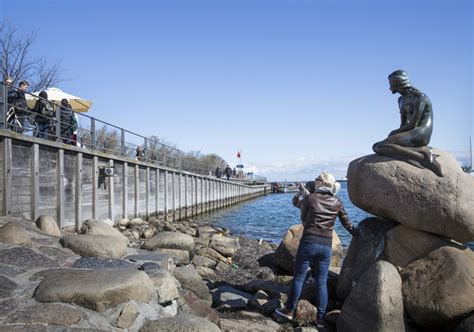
347, 149, 474, 243
142, 231, 195, 258
295, 299, 317, 326
0, 264, 25, 278
5, 303, 82, 326
337, 217, 397, 300
192, 255, 217, 268
140, 312, 220, 332
401, 246, 474, 329
195, 266, 216, 278
125, 251, 174, 272
153, 248, 190, 265
0, 247, 59, 269
80, 219, 129, 245
0, 221, 31, 246
130, 217, 147, 227
220, 318, 282, 332
60, 234, 128, 259
147, 269, 179, 304
273, 224, 343, 273
337, 261, 405, 332
115, 303, 139, 329
384, 224, 460, 268
211, 285, 252, 310
215, 261, 230, 272
173, 265, 211, 303
197, 226, 218, 239
35, 215, 61, 237
180, 289, 221, 327
210, 234, 240, 257
34, 268, 153, 312
72, 257, 137, 269
0, 276, 17, 298
197, 247, 228, 263
118, 218, 130, 227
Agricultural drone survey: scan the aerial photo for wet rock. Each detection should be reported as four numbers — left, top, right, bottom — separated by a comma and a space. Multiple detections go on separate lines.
115, 303, 139, 329
142, 231, 195, 258
180, 289, 221, 327
5, 303, 82, 326
337, 217, 397, 300
173, 265, 211, 303
35, 215, 61, 237
147, 269, 179, 304
295, 299, 317, 326
210, 234, 240, 257
211, 284, 253, 310
192, 255, 217, 268
60, 234, 128, 259
140, 312, 221, 332
273, 224, 343, 273
80, 219, 129, 245
400, 246, 474, 329
34, 268, 153, 312
384, 224, 461, 268
0, 247, 59, 269
0, 221, 31, 246
337, 261, 405, 332
347, 149, 474, 243
72, 257, 137, 269
0, 276, 17, 298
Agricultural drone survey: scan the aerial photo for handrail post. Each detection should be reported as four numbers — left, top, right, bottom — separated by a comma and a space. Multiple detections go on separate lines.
121, 128, 125, 155
0, 82, 7, 129
91, 117, 96, 149
55, 104, 61, 142
144, 137, 148, 161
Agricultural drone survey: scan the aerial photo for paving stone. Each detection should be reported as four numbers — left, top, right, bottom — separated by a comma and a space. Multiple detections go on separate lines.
0, 247, 59, 269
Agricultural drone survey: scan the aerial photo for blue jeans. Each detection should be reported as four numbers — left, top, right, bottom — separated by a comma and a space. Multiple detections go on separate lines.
285, 240, 332, 320
37, 123, 49, 139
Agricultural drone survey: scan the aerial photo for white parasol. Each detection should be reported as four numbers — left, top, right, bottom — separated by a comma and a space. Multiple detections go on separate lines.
26, 87, 93, 112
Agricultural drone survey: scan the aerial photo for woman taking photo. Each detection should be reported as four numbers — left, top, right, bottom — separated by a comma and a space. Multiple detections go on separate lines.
275, 172, 359, 328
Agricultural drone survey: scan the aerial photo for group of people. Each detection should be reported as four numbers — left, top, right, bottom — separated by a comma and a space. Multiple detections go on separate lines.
214, 165, 235, 180
4, 78, 78, 144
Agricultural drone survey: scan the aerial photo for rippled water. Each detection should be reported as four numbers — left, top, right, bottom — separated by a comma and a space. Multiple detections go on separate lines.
196, 182, 371, 248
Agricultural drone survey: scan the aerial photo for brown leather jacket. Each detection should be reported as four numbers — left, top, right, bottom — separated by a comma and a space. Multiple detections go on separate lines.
293, 192, 355, 239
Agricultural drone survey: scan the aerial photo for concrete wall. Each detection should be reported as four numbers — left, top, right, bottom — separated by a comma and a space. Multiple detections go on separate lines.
0, 131, 269, 231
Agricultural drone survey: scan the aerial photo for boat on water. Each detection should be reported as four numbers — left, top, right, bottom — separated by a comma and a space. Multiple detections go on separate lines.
272, 182, 300, 193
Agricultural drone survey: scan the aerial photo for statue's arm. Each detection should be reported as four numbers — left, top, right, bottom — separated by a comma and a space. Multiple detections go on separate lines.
389, 95, 427, 136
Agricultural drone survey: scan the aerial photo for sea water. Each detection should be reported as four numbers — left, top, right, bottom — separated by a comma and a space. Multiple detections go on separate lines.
197, 182, 371, 248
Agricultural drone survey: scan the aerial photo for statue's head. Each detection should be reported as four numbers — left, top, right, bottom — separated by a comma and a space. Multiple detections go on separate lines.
388, 70, 411, 94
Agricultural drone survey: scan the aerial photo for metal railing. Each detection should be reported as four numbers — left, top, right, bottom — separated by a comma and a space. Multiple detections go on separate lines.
0, 81, 267, 181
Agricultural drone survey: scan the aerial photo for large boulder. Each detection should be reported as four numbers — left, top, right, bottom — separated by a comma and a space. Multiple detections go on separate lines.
142, 232, 195, 258
59, 234, 128, 259
337, 260, 405, 332
384, 224, 461, 267
273, 224, 343, 273
400, 246, 474, 329
146, 269, 179, 304
34, 268, 153, 311
173, 265, 211, 303
35, 215, 61, 237
80, 219, 129, 245
140, 312, 221, 332
179, 289, 221, 327
0, 222, 32, 246
337, 217, 397, 300
211, 285, 253, 310
347, 149, 474, 243
210, 234, 240, 257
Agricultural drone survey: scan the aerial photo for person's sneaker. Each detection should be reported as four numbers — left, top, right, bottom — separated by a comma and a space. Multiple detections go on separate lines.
274, 308, 293, 321
316, 318, 326, 328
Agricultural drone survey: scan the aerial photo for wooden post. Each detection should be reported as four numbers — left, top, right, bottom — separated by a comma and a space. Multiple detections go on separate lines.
75, 152, 82, 231
57, 149, 64, 229
164, 170, 168, 220
134, 164, 139, 218
31, 143, 39, 222
123, 162, 128, 219
92, 156, 98, 219
108, 160, 114, 222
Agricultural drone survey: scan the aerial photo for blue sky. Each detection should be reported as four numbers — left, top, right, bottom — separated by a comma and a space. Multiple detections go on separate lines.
1, 0, 472, 180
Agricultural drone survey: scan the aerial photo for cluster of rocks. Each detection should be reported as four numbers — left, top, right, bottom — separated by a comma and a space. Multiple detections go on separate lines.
334, 149, 474, 331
